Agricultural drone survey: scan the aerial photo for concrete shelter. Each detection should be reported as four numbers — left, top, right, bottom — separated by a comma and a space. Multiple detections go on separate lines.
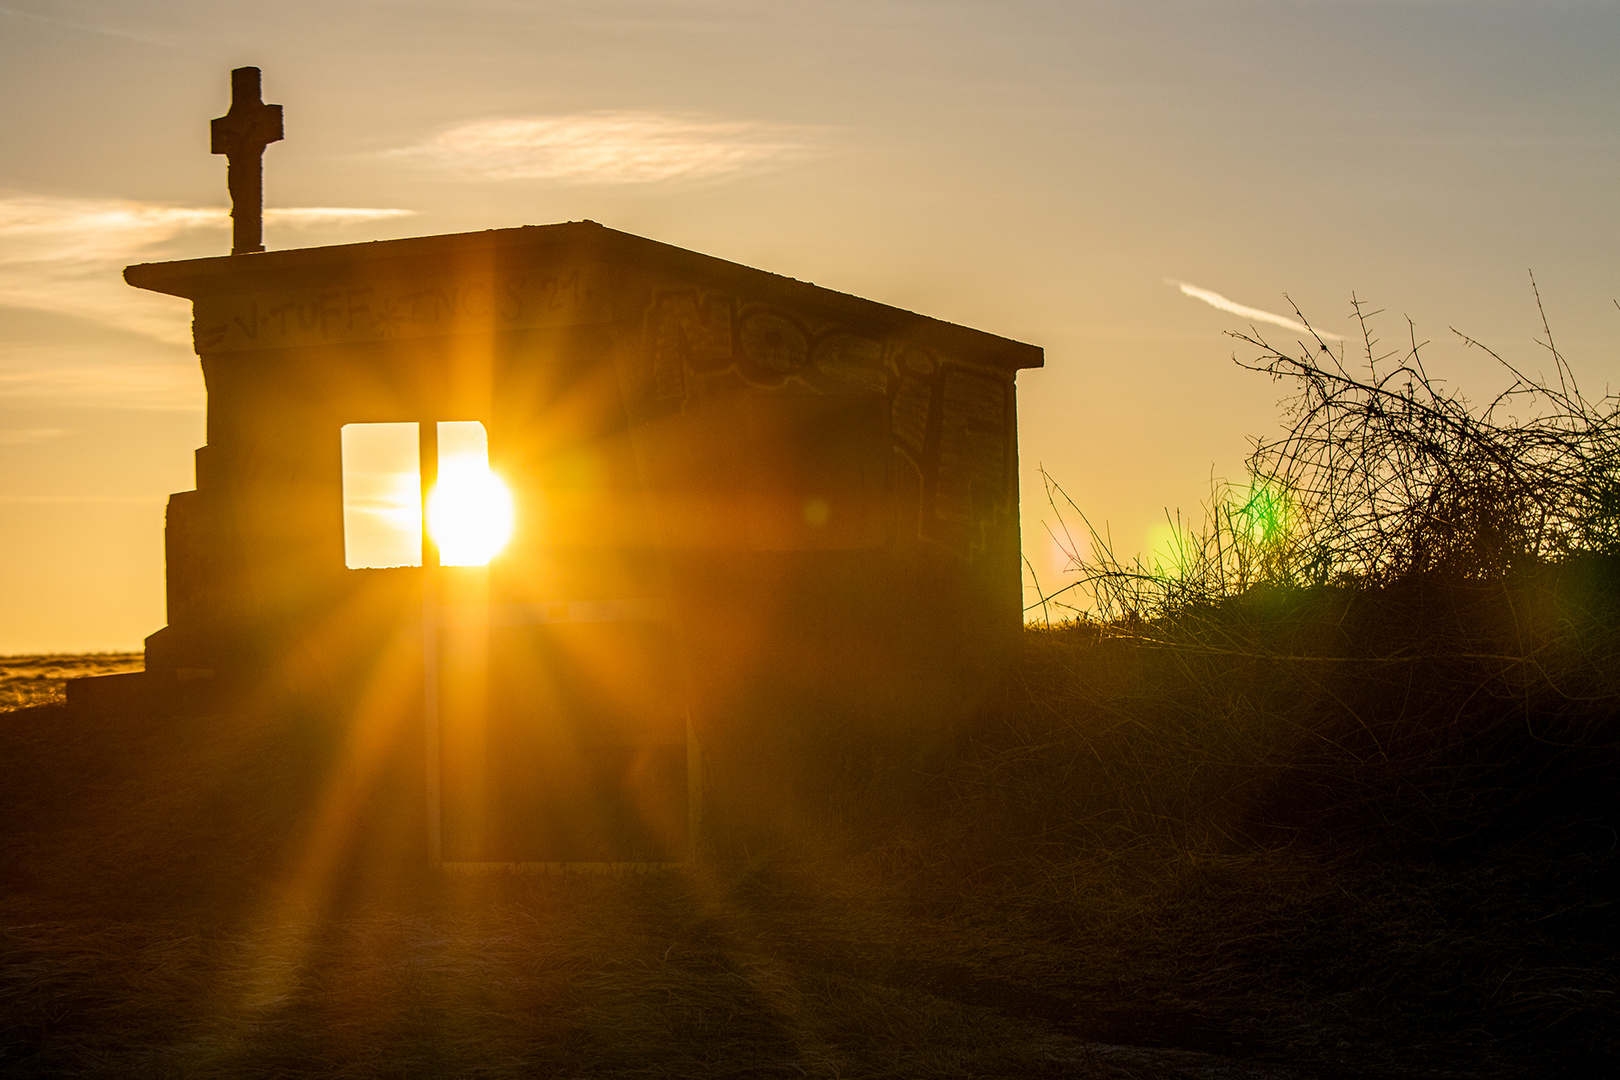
95, 221, 1042, 863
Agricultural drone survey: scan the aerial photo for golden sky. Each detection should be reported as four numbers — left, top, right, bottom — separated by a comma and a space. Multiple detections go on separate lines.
3, 0, 1618, 651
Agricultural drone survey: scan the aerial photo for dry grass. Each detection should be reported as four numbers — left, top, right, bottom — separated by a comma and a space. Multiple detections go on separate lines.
913, 594, 1620, 1076
2, 614, 1615, 1078
0, 654, 141, 711
0, 675, 1108, 1079
12, 298, 1615, 1074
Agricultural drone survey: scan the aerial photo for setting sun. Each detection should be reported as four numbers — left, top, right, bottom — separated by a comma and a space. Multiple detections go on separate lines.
427, 454, 515, 566
341, 421, 512, 569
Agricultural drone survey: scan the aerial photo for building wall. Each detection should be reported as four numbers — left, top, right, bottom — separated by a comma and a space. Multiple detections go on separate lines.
150, 243, 1025, 745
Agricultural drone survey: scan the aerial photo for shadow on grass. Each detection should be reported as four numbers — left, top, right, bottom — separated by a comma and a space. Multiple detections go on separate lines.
3, 579, 1617, 1077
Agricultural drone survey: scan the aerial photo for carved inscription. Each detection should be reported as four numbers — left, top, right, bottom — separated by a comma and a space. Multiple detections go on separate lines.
194, 268, 607, 353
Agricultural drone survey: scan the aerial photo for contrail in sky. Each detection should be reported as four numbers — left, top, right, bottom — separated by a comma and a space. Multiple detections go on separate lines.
1168, 279, 1342, 341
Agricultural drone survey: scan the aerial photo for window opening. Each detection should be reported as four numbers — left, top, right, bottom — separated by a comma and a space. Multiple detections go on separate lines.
429, 421, 514, 566
342, 422, 422, 568
342, 421, 513, 569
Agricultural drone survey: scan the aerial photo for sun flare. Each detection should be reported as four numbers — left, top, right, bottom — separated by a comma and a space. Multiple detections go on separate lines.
427, 454, 515, 566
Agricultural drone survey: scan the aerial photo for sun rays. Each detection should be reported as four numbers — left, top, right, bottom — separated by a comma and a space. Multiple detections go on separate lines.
428, 452, 515, 568
342, 421, 514, 570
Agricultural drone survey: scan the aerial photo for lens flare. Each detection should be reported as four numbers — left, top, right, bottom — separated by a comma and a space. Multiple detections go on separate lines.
428, 454, 515, 565
1232, 482, 1291, 545
1146, 520, 1196, 578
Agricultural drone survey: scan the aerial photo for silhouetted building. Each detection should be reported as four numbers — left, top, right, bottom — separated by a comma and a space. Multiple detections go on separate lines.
95, 222, 1041, 863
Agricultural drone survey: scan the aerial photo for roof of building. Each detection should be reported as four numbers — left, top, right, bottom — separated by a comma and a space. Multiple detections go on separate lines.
125, 220, 1043, 371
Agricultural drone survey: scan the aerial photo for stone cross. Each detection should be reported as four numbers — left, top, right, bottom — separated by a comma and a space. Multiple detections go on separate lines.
210, 67, 283, 256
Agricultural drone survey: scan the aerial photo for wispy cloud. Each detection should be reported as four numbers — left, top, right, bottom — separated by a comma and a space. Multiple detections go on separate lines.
1168, 279, 1342, 341
263, 207, 417, 228
0, 426, 70, 445
390, 112, 817, 184
0, 343, 205, 410
0, 4, 187, 51
0, 194, 413, 343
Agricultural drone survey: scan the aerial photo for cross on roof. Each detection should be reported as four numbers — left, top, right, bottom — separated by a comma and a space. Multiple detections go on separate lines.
211, 67, 283, 256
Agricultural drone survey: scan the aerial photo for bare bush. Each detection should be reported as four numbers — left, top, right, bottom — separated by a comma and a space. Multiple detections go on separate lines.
1031, 289, 1620, 623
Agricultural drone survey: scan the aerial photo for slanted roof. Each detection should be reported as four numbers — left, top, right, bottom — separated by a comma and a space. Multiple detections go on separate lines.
124, 220, 1044, 371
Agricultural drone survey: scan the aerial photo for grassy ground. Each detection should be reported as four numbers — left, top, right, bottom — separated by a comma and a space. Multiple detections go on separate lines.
1, 604, 1615, 1078
0, 654, 141, 711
